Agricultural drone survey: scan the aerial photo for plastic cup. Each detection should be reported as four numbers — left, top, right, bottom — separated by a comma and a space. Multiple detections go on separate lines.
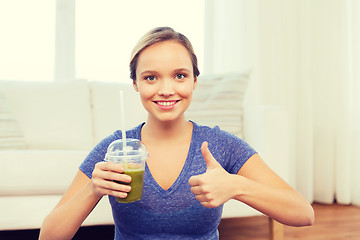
104, 138, 148, 203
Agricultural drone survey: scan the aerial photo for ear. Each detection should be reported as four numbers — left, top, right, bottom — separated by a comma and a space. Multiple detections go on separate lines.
133, 80, 139, 92
193, 77, 197, 90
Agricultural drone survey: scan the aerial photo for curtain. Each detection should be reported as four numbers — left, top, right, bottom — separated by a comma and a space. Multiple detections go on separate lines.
204, 0, 360, 206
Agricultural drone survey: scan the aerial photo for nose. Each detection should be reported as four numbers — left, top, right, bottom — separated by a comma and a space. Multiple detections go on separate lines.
158, 78, 175, 97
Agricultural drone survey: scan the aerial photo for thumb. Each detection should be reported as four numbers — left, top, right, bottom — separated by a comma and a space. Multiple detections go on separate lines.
201, 141, 221, 170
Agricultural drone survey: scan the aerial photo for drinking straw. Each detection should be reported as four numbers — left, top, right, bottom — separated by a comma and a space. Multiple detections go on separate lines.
119, 90, 128, 169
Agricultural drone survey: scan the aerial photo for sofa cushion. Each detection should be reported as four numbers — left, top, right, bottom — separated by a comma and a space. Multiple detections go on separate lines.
0, 91, 27, 149
89, 81, 147, 144
0, 195, 113, 230
187, 72, 250, 139
0, 150, 89, 196
0, 80, 93, 150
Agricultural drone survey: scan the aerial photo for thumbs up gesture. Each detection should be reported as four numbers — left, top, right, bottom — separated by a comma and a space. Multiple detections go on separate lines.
189, 141, 236, 208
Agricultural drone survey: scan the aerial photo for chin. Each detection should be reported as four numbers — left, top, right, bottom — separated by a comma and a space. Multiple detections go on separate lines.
152, 113, 186, 124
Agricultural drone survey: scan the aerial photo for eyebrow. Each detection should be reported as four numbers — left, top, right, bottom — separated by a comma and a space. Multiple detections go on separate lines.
139, 68, 191, 76
173, 68, 192, 74
139, 70, 158, 77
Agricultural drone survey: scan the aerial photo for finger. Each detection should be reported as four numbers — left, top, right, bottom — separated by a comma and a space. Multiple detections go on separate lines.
195, 194, 210, 202
112, 172, 132, 184
93, 178, 132, 193
93, 168, 132, 184
98, 188, 128, 199
190, 185, 205, 195
195, 196, 220, 208
112, 191, 128, 199
97, 161, 125, 173
200, 201, 218, 209
201, 142, 220, 169
188, 175, 201, 186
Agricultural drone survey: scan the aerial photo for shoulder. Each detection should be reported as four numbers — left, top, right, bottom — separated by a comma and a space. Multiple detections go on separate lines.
112, 122, 145, 140
192, 121, 219, 138
192, 121, 257, 173
92, 122, 144, 158
192, 121, 255, 157
192, 121, 245, 145
98, 122, 144, 150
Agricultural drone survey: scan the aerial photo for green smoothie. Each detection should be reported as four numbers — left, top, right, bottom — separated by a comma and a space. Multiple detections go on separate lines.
116, 169, 145, 203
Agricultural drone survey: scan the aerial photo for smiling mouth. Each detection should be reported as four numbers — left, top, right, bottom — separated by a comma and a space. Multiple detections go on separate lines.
154, 100, 180, 107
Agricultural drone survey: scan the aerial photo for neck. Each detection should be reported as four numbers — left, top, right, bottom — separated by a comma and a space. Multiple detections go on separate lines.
142, 115, 191, 141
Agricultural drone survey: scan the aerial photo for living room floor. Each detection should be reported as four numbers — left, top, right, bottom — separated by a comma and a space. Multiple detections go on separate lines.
1, 203, 359, 240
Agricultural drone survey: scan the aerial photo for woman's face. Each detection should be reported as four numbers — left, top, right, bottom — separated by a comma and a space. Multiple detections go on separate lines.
133, 40, 197, 123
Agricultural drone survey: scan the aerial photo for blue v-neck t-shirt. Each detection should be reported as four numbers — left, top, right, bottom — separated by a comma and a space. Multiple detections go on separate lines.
79, 121, 257, 239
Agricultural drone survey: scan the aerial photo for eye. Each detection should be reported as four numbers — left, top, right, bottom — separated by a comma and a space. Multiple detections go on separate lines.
175, 73, 186, 80
144, 75, 156, 81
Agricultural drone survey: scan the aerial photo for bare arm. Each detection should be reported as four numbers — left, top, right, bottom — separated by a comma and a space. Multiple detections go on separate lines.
189, 142, 314, 227
39, 162, 132, 240
235, 154, 314, 226
39, 171, 100, 240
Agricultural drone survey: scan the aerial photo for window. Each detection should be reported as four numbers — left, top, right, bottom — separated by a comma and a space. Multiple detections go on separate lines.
0, 1, 204, 83
0, 0, 55, 81
76, 0, 204, 83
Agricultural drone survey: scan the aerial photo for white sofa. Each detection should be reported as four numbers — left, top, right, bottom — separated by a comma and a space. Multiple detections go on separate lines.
0, 73, 289, 231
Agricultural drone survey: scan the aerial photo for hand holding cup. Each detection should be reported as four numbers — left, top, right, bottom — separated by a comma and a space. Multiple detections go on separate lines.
91, 161, 132, 199
103, 138, 147, 203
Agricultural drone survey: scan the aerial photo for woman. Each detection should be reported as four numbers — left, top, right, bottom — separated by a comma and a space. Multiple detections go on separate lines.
39, 27, 314, 240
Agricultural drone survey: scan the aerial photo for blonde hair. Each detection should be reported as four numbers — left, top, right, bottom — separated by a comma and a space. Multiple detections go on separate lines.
129, 27, 200, 80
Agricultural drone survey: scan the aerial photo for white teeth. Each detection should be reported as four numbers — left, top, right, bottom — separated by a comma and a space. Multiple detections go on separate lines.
157, 101, 176, 106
